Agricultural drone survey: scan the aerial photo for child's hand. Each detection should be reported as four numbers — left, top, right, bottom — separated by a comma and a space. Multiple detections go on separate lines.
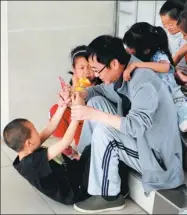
58, 84, 72, 106
58, 92, 71, 107
123, 63, 137, 81
71, 92, 85, 106
62, 84, 71, 99
58, 88, 72, 107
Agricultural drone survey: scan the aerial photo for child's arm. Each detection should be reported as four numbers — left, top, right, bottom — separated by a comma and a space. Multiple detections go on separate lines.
47, 92, 85, 161
47, 120, 79, 160
124, 61, 170, 81
39, 92, 70, 144
173, 44, 187, 66
39, 105, 67, 144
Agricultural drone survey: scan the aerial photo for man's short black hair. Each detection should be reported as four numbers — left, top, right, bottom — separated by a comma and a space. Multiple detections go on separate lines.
3, 118, 31, 152
87, 35, 130, 67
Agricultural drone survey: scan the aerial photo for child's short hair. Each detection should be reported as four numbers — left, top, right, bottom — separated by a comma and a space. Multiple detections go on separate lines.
3, 118, 31, 152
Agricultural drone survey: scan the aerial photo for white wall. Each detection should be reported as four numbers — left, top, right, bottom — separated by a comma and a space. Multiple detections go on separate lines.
116, 1, 165, 38
6, 1, 115, 131
1, 1, 9, 135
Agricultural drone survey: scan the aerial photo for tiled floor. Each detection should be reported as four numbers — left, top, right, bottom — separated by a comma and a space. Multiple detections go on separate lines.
1, 139, 146, 214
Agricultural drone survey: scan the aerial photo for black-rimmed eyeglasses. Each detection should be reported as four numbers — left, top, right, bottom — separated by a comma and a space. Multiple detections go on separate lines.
93, 65, 106, 75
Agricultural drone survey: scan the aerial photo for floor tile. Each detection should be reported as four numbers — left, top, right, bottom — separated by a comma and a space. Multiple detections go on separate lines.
103, 198, 143, 214
135, 211, 148, 215
37, 191, 142, 214
36, 191, 79, 214
135, 210, 148, 214
1, 149, 12, 167
1, 166, 54, 214
1, 142, 17, 162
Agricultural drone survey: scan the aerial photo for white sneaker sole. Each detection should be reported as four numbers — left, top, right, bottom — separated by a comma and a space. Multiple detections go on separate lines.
74, 202, 126, 214
179, 120, 187, 132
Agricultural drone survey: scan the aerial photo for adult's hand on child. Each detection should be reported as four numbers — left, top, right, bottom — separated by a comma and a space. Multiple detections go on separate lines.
71, 105, 95, 121
123, 63, 137, 81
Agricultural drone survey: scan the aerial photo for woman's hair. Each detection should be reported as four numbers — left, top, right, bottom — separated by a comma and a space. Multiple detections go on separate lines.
177, 9, 187, 33
123, 22, 174, 65
70, 45, 88, 67
159, 0, 187, 20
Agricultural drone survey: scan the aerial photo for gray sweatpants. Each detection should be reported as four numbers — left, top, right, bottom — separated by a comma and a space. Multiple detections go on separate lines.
78, 96, 142, 196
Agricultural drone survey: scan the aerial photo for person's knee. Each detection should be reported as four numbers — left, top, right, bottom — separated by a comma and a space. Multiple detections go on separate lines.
87, 96, 106, 108
87, 96, 117, 115
93, 123, 109, 134
92, 123, 115, 145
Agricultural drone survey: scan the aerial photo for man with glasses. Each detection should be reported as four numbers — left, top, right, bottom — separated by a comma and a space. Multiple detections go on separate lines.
70, 35, 184, 213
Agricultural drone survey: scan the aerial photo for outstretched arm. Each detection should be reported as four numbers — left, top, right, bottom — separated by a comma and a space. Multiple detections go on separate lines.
39, 92, 70, 144
71, 83, 158, 138
47, 92, 85, 161
39, 106, 67, 144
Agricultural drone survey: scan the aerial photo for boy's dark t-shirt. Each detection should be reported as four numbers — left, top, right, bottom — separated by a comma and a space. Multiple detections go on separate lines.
13, 145, 129, 204
13, 147, 90, 205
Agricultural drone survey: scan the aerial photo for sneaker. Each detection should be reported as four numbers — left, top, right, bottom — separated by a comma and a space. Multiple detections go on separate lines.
179, 120, 187, 132
74, 196, 126, 214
